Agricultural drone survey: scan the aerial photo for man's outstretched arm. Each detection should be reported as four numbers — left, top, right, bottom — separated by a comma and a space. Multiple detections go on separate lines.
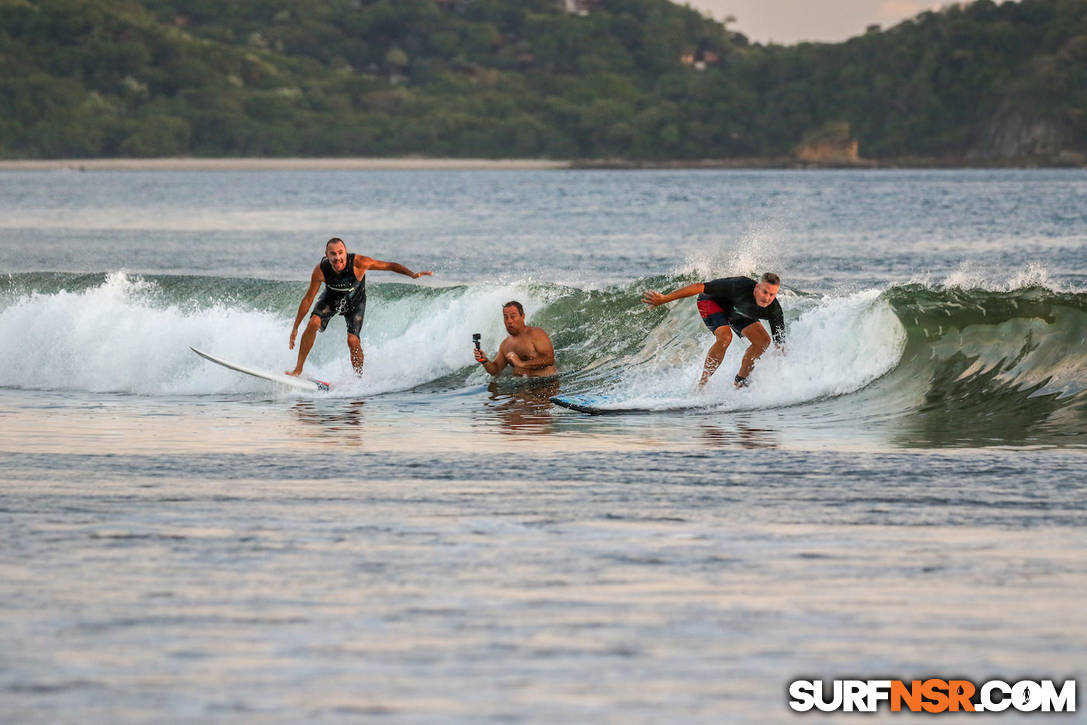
357, 256, 432, 279
642, 282, 705, 308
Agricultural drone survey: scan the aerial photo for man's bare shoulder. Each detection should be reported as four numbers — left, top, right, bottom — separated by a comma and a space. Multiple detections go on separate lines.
527, 325, 553, 341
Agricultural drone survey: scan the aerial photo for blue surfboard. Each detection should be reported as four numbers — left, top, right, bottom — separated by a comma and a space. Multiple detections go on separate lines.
550, 392, 722, 415
549, 394, 654, 415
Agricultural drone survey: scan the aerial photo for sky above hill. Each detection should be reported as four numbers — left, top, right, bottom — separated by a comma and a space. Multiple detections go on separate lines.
684, 0, 944, 44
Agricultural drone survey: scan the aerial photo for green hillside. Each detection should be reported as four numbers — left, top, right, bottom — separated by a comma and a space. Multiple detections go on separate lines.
1, 0, 1084, 161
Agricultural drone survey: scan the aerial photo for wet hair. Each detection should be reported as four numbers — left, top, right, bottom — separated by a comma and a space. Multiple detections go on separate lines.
761, 272, 781, 286
502, 300, 525, 316
325, 237, 346, 250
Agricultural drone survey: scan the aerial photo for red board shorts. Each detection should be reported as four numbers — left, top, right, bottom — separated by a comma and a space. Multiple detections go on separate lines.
697, 297, 757, 337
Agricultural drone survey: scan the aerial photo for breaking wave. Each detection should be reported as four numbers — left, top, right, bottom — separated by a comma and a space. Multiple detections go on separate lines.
2, 270, 1084, 445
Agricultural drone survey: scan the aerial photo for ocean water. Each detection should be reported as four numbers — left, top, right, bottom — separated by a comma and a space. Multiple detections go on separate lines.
1, 168, 1085, 723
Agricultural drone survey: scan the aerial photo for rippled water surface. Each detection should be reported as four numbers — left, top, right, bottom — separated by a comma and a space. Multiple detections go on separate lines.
1, 168, 1085, 722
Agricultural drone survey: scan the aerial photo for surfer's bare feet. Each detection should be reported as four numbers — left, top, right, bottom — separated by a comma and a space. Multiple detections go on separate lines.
285, 368, 302, 377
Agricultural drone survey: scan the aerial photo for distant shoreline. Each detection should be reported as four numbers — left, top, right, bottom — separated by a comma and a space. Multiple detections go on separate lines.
0, 156, 1082, 171
0, 158, 571, 171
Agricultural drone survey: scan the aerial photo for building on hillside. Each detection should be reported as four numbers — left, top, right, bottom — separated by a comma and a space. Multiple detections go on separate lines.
681, 47, 723, 72
560, 0, 594, 16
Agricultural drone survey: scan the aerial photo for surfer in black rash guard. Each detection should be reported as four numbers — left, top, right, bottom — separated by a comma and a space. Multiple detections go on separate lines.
286, 237, 432, 377
642, 272, 785, 388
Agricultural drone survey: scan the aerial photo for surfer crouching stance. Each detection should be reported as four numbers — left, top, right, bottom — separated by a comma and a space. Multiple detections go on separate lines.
287, 237, 432, 377
475, 301, 557, 377
642, 272, 785, 387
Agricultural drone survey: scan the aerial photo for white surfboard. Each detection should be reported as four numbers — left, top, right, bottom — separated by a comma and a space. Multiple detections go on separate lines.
190, 347, 330, 392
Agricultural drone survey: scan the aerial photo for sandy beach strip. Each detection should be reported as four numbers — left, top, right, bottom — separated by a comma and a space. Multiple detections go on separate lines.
0, 157, 573, 171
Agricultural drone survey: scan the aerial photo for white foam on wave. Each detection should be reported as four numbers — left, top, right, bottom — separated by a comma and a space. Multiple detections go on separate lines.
594, 289, 907, 413
0, 272, 541, 397
920, 261, 1058, 292
679, 221, 786, 280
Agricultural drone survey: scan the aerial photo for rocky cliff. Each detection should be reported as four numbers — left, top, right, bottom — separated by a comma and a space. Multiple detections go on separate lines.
971, 101, 1083, 163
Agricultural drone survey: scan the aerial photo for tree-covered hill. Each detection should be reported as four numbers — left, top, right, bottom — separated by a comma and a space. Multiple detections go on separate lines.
1, 0, 1084, 162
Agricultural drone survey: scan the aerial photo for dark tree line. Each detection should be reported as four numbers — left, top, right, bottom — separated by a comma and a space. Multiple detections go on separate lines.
1, 0, 1084, 160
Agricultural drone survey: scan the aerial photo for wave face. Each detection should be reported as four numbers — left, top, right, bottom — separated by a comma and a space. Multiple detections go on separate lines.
877, 283, 1087, 446
2, 272, 1084, 445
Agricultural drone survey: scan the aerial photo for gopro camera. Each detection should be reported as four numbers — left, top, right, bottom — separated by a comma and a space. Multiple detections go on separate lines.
472, 333, 482, 351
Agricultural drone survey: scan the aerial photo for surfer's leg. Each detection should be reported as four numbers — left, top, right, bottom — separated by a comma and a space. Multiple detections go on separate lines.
287, 315, 323, 375
344, 300, 366, 376
700, 325, 733, 386
347, 334, 364, 376
737, 322, 770, 380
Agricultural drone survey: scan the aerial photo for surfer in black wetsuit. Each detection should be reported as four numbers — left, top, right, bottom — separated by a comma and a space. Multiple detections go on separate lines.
287, 237, 432, 377
642, 273, 785, 388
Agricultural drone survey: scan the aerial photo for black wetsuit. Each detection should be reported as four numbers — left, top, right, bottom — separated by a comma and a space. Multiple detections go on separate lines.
696, 276, 785, 343
312, 254, 367, 336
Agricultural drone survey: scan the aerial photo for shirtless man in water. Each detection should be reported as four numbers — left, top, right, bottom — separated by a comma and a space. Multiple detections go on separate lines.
474, 301, 557, 377
287, 237, 431, 377
642, 272, 785, 387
